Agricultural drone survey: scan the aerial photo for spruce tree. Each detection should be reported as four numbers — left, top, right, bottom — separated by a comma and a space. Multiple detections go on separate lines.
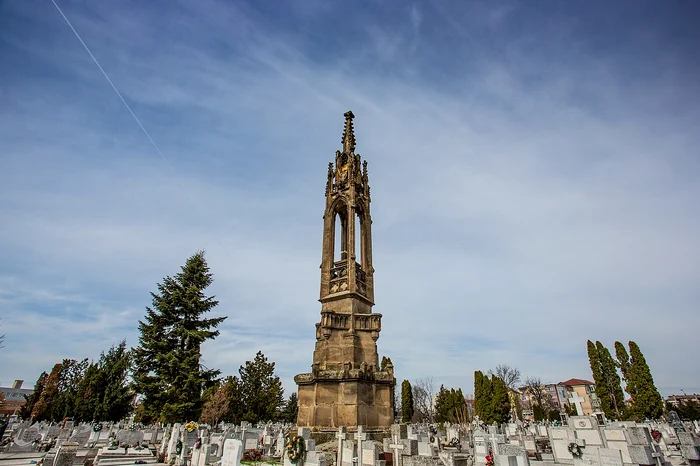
133, 251, 227, 423
401, 380, 414, 423
238, 351, 284, 423
628, 341, 663, 419
282, 393, 299, 423
596, 341, 625, 420
98, 341, 134, 421
434, 385, 449, 423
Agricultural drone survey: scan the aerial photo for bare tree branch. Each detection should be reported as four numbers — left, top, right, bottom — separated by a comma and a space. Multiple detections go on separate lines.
412, 377, 436, 422
488, 364, 521, 389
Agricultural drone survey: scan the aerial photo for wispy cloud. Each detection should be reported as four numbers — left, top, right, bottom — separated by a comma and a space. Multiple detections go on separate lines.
1, 0, 698, 395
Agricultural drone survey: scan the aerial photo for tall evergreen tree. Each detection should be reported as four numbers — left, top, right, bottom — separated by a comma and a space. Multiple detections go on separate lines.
98, 341, 135, 421
401, 380, 414, 423
281, 393, 299, 424
628, 341, 663, 419
238, 351, 284, 423
490, 376, 511, 424
596, 341, 625, 420
474, 371, 493, 422
73, 362, 100, 422
19, 372, 48, 420
222, 375, 244, 424
434, 385, 449, 423
587, 341, 610, 415
133, 251, 227, 423
614, 342, 633, 395
614, 341, 636, 418
32, 364, 61, 421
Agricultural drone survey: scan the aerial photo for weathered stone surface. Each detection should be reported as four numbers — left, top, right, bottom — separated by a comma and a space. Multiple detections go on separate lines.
295, 111, 394, 431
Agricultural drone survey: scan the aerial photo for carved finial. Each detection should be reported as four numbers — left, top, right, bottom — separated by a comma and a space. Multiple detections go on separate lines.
341, 110, 356, 154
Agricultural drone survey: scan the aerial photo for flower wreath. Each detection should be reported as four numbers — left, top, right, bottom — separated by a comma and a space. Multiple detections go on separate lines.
448, 438, 460, 447
485, 455, 494, 466
651, 430, 662, 443
429, 436, 435, 443
567, 442, 583, 457
128, 424, 136, 431
176, 439, 183, 455
185, 422, 198, 433
194, 438, 202, 450
285, 436, 306, 464
93, 423, 103, 432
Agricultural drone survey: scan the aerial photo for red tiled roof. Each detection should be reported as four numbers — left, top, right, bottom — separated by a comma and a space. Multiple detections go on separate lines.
560, 378, 594, 386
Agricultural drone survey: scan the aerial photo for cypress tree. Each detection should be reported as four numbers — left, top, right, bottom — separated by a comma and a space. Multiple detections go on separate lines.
628, 341, 663, 419
490, 376, 511, 424
587, 340, 610, 415
614, 341, 635, 416
474, 371, 485, 420
133, 251, 227, 423
596, 341, 625, 420
401, 380, 414, 423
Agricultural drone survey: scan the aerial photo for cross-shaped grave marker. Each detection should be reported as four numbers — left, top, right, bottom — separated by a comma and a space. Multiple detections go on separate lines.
355, 426, 367, 465
568, 393, 586, 416
337, 427, 348, 466
389, 430, 404, 466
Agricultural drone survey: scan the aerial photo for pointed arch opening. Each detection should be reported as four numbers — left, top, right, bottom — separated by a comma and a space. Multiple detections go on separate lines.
355, 209, 363, 267
332, 203, 348, 263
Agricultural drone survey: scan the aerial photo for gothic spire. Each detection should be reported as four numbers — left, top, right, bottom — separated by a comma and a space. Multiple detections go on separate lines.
341, 110, 356, 154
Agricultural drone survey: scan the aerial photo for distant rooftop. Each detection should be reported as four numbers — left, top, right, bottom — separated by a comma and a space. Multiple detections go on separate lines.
560, 378, 594, 386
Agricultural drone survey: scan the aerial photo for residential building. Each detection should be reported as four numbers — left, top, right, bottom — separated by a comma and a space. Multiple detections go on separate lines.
0, 380, 33, 416
559, 378, 601, 415
666, 393, 700, 407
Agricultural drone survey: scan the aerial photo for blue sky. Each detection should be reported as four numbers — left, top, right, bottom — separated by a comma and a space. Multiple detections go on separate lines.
1, 0, 699, 400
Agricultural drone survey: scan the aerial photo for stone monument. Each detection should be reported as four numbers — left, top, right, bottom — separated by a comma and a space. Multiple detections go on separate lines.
295, 111, 395, 432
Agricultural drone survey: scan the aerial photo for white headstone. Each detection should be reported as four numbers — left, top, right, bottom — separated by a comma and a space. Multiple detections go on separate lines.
221, 439, 243, 466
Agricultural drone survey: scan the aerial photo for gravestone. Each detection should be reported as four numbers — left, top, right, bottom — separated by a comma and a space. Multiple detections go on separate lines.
337, 427, 349, 466
167, 424, 182, 459
276, 430, 286, 457
221, 439, 243, 466
603, 429, 632, 464
549, 427, 576, 464
197, 443, 214, 466
20, 426, 40, 443
677, 432, 700, 464
55, 441, 79, 466
474, 436, 489, 465
497, 443, 529, 466
185, 429, 198, 448
363, 441, 383, 466
570, 417, 604, 447
69, 426, 91, 447
572, 446, 623, 466
626, 427, 657, 466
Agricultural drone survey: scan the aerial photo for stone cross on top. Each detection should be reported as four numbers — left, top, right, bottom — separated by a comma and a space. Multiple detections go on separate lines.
568, 392, 586, 416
